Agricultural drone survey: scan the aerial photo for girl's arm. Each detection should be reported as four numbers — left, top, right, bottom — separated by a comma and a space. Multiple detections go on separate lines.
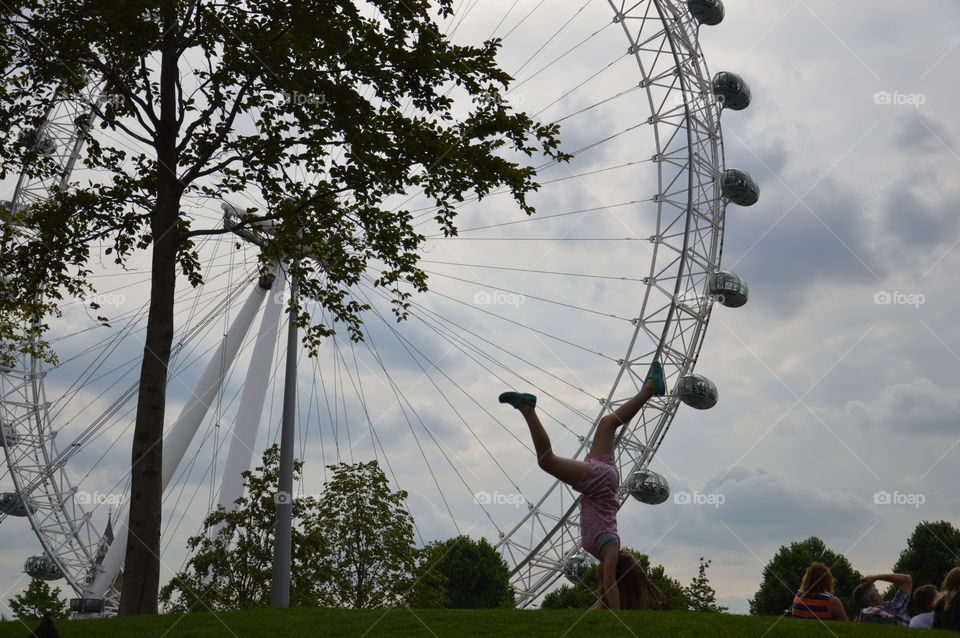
601, 557, 620, 610
827, 595, 848, 621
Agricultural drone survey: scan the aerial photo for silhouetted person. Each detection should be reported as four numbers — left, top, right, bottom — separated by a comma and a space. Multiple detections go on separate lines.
28, 611, 60, 638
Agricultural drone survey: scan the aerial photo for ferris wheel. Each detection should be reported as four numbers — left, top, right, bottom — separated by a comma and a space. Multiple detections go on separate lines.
0, 0, 757, 612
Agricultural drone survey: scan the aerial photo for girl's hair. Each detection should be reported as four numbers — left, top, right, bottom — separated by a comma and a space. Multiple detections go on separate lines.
799, 562, 835, 596
913, 584, 938, 612
938, 567, 960, 613
598, 550, 665, 610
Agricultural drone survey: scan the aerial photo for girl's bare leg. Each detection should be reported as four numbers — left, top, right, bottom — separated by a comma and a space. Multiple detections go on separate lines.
517, 404, 590, 486
588, 376, 656, 458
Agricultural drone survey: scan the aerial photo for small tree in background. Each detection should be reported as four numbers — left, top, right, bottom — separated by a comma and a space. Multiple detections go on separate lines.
309, 460, 419, 608
684, 557, 728, 613
8, 578, 68, 624
541, 549, 688, 610
749, 537, 861, 618
159, 445, 329, 612
414, 535, 514, 608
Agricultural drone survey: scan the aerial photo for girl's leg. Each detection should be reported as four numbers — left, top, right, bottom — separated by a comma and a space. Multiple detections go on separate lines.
588, 375, 656, 458
517, 404, 590, 487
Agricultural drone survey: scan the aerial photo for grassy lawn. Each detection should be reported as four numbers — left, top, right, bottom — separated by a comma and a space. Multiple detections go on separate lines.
1, 608, 952, 637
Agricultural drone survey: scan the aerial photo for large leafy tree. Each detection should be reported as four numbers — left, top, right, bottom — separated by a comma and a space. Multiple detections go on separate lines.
414, 535, 514, 609
159, 445, 328, 612
749, 537, 861, 618
891, 520, 960, 588
0, 0, 567, 615
7, 578, 69, 624
308, 460, 420, 608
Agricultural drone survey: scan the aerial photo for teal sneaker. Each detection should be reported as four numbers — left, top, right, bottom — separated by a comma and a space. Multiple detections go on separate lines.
647, 361, 666, 397
498, 391, 537, 409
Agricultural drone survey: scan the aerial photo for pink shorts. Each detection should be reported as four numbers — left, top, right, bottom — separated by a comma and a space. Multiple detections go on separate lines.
574, 453, 620, 557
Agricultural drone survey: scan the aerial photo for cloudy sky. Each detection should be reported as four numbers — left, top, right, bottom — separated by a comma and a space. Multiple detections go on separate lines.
1, 0, 959, 620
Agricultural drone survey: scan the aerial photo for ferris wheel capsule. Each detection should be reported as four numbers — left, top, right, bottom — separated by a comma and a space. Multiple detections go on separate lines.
627, 469, 671, 505
676, 374, 719, 409
0, 200, 13, 216
708, 271, 749, 308
562, 551, 595, 584
19, 129, 57, 157
687, 0, 725, 26
712, 72, 751, 111
1, 417, 23, 447
721, 168, 760, 206
0, 491, 35, 517
24, 554, 64, 581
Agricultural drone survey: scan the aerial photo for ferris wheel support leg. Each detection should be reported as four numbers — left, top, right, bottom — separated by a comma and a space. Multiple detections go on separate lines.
214, 268, 285, 520
82, 275, 270, 599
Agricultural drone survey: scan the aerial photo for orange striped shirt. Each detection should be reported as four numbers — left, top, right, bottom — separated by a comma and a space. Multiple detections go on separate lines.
790, 593, 835, 619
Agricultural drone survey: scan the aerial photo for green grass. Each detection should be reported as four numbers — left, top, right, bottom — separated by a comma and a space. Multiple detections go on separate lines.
0, 608, 952, 637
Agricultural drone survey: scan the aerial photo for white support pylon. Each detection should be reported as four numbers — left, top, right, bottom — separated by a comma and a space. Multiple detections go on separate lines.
83, 276, 270, 599
215, 270, 285, 517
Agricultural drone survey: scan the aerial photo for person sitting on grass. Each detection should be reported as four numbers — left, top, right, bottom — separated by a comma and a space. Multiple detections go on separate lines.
499, 361, 667, 611
934, 567, 960, 631
851, 572, 913, 626
789, 562, 848, 621
910, 584, 939, 629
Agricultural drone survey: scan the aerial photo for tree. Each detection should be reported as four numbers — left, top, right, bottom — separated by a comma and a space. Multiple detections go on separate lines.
308, 460, 420, 608
891, 520, 960, 588
159, 445, 328, 612
8, 578, 68, 624
684, 557, 727, 613
749, 537, 861, 618
414, 535, 514, 608
0, 0, 567, 615
541, 550, 688, 610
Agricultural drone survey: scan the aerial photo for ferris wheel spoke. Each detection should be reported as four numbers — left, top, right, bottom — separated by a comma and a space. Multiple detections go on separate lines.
356, 286, 528, 496
379, 282, 600, 426
421, 270, 635, 323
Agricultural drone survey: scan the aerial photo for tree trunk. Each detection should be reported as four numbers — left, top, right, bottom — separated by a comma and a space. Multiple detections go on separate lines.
118, 0, 180, 616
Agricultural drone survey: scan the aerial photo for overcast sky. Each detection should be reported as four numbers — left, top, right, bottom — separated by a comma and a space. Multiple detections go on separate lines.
1, 0, 959, 621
